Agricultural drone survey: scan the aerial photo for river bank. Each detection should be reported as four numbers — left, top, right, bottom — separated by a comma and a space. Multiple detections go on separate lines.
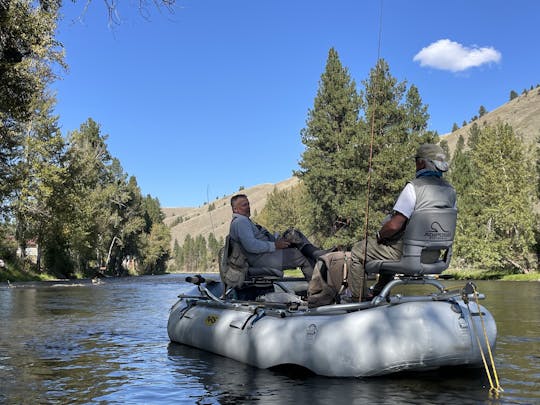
2, 263, 539, 284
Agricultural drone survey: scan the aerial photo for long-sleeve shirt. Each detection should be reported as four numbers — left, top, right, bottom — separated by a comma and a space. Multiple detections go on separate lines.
229, 213, 276, 254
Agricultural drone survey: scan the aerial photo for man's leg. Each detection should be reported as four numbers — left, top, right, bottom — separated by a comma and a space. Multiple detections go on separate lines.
350, 238, 403, 299
350, 240, 367, 301
249, 248, 314, 281
281, 229, 333, 266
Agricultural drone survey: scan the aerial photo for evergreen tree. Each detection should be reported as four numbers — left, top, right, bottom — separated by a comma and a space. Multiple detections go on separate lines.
360, 60, 436, 234
509, 90, 518, 100
298, 54, 437, 248
182, 234, 194, 272
478, 105, 487, 117
452, 123, 459, 132
194, 234, 207, 271
207, 232, 221, 265
455, 123, 536, 271
448, 135, 476, 268
297, 47, 364, 247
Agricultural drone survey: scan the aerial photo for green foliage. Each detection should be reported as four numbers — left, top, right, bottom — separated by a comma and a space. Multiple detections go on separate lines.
170, 231, 224, 273
452, 123, 536, 272
509, 90, 518, 100
298, 53, 436, 249
1, 0, 65, 217
297, 48, 365, 247
255, 184, 310, 238
169, 216, 184, 227
452, 123, 459, 132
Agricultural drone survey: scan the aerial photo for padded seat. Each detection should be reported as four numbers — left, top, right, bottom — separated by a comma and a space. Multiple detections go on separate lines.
365, 208, 457, 277
218, 235, 283, 300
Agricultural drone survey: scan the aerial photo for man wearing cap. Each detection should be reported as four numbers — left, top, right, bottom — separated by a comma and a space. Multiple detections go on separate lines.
349, 143, 457, 301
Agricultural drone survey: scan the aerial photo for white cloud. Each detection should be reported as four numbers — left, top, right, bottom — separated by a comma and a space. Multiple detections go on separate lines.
413, 39, 501, 72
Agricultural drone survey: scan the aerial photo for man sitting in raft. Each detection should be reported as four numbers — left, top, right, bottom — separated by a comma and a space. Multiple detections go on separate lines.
229, 194, 330, 281
349, 144, 457, 301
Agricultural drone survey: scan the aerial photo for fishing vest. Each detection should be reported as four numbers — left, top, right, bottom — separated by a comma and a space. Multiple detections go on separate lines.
410, 176, 456, 210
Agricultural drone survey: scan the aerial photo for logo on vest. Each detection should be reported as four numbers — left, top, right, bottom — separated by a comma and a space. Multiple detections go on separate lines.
424, 221, 451, 240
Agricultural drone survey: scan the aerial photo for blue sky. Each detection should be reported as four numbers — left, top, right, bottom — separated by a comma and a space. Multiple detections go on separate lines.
53, 0, 540, 207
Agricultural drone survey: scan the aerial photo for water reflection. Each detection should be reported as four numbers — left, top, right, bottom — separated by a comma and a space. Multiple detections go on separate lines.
167, 342, 495, 404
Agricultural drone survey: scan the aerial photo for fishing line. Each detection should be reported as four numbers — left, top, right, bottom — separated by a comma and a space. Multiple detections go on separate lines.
360, 0, 384, 301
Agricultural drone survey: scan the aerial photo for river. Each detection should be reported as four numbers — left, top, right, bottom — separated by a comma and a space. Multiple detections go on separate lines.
0, 275, 538, 404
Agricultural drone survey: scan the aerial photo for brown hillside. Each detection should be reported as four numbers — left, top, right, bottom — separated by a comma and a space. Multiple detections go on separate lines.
163, 177, 300, 249
441, 89, 540, 155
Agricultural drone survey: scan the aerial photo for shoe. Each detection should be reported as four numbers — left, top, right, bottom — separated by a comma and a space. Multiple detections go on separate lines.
282, 228, 303, 247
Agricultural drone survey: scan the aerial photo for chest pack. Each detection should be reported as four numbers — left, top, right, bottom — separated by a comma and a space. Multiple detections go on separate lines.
218, 235, 249, 288
307, 251, 351, 308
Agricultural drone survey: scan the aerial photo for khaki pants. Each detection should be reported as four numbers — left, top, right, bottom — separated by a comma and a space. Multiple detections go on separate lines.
349, 238, 403, 301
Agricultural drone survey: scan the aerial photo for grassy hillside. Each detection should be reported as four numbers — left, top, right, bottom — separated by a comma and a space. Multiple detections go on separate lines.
441, 89, 540, 155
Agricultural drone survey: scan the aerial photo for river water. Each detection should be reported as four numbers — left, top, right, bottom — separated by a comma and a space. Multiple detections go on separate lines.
0, 275, 538, 404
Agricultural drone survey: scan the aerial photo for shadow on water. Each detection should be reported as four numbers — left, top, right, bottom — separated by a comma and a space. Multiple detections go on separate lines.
167, 343, 495, 405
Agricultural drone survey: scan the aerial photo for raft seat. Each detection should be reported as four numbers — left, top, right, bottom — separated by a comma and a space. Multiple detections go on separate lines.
365, 208, 457, 278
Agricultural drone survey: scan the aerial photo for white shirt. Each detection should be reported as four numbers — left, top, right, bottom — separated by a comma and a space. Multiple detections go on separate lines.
392, 183, 416, 219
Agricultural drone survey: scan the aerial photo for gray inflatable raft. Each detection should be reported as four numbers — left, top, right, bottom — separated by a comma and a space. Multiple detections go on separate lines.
167, 278, 496, 377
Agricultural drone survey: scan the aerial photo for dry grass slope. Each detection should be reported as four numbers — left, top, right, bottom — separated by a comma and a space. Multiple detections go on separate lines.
162, 177, 299, 249
441, 89, 540, 155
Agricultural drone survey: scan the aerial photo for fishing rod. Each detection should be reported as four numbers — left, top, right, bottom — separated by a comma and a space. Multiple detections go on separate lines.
361, 0, 384, 301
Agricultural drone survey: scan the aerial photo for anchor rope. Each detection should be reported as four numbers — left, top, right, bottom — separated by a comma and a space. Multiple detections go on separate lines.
472, 284, 503, 394
464, 287, 503, 396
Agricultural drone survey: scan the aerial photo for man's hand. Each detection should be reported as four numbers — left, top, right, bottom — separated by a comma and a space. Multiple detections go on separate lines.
275, 238, 291, 249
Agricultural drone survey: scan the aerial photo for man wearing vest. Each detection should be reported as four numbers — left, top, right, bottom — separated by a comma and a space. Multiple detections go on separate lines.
349, 143, 457, 301
229, 194, 330, 281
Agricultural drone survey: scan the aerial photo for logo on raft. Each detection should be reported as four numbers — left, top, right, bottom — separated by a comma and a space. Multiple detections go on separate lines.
205, 314, 219, 326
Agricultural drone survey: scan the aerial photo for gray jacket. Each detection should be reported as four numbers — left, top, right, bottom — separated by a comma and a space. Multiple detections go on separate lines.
229, 214, 276, 254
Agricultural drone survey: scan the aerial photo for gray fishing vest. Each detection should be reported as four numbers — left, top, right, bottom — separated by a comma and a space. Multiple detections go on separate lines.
410, 176, 456, 210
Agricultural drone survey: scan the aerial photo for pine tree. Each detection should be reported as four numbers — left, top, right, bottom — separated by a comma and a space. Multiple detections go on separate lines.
298, 54, 437, 248
360, 60, 436, 231
297, 48, 364, 247
478, 105, 487, 117
456, 123, 536, 271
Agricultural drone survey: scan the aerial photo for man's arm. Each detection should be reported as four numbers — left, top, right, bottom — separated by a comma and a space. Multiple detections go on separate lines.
376, 212, 408, 245
232, 216, 276, 254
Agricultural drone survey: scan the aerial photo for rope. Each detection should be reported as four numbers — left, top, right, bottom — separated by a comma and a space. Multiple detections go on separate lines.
472, 284, 503, 395
464, 284, 503, 396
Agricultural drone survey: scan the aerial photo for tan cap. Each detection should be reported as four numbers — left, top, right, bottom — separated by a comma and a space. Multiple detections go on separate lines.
415, 144, 449, 172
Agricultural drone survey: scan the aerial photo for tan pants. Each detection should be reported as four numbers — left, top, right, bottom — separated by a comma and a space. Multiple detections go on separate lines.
349, 238, 403, 301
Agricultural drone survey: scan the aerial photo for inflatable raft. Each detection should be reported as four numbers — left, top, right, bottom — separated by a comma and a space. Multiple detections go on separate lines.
167, 276, 497, 377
